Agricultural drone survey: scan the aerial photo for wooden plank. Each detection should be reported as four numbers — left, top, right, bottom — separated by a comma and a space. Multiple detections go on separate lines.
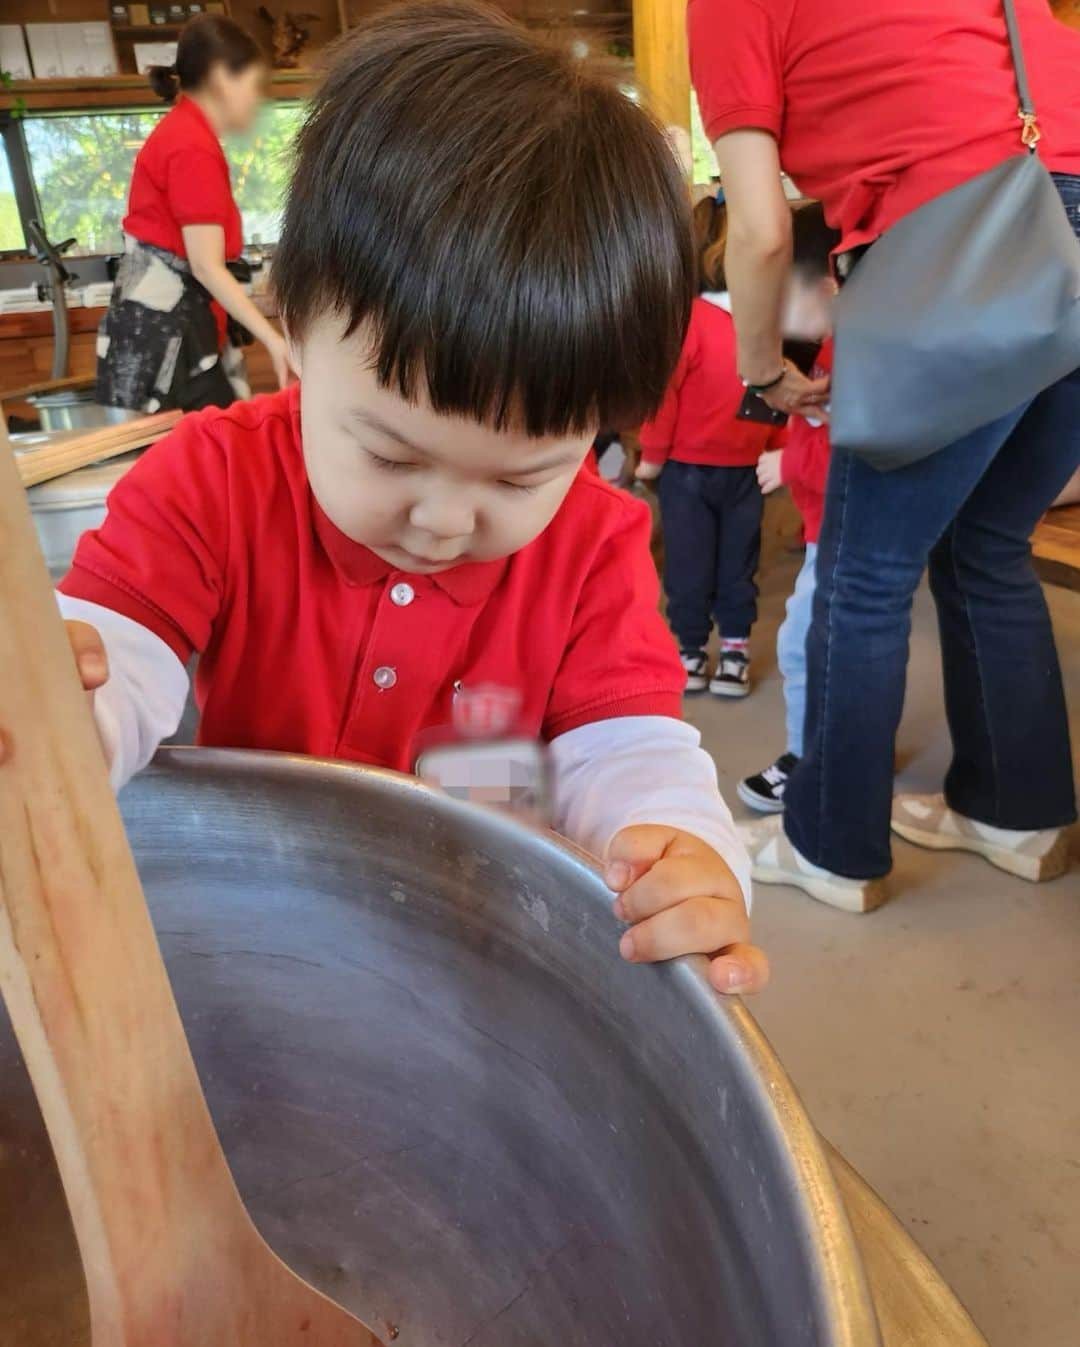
13, 410, 184, 487
0, 421, 387, 1347
0, 374, 93, 407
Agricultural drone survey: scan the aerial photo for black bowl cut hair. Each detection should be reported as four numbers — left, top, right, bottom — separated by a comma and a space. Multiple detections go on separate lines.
273, 0, 694, 437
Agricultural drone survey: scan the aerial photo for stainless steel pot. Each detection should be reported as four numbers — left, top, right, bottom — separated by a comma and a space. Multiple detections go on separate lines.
0, 750, 881, 1347
26, 390, 137, 433
24, 450, 141, 578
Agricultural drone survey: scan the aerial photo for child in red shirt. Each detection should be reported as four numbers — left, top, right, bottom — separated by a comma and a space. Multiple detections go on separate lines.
738, 205, 839, 813
636, 192, 786, 699
58, 3, 766, 997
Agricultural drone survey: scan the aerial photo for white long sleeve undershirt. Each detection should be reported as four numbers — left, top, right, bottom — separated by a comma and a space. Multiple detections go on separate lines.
57, 594, 751, 910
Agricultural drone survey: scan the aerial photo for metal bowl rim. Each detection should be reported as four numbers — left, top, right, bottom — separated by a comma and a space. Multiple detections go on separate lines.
148, 745, 882, 1347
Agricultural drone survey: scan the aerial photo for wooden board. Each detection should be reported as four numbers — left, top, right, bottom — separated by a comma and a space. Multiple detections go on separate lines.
0, 374, 94, 406
13, 410, 183, 487
0, 420, 387, 1345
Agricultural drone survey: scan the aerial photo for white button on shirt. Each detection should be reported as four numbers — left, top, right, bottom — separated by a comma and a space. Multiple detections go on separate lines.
390, 582, 415, 607
373, 666, 398, 690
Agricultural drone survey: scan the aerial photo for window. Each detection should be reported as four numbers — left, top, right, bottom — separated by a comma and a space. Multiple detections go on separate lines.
691, 90, 718, 186
223, 102, 305, 245
25, 110, 162, 256
21, 101, 304, 257
0, 136, 23, 251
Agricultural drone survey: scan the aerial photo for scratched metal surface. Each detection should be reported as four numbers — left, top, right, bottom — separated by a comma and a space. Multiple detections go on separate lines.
0, 750, 879, 1347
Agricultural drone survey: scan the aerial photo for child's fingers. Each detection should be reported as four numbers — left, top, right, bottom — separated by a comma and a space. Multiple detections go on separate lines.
66, 620, 109, 691
615, 854, 743, 923
604, 823, 675, 892
619, 895, 750, 964
708, 942, 771, 996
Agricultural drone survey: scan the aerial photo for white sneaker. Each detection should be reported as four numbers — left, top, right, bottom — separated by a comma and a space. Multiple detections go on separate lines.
891, 794, 1071, 883
680, 649, 709, 694
739, 816, 887, 913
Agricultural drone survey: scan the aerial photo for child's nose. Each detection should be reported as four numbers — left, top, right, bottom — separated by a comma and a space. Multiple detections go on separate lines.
409, 496, 476, 542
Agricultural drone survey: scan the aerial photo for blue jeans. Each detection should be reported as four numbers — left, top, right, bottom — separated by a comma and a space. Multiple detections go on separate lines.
657, 461, 763, 647
776, 544, 817, 758
784, 173, 1080, 879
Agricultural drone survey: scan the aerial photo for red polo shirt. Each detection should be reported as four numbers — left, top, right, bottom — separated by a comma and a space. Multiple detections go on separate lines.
59, 387, 685, 770
689, 0, 1080, 251
639, 297, 786, 467
123, 95, 243, 260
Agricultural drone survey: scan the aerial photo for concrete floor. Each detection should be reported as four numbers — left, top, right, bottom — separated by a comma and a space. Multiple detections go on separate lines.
683, 541, 1080, 1347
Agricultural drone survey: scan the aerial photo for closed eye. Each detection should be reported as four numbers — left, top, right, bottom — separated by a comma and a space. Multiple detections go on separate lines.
367, 450, 417, 473
498, 480, 541, 494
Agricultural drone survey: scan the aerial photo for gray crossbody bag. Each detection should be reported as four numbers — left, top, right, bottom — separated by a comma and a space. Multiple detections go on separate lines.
830, 0, 1080, 471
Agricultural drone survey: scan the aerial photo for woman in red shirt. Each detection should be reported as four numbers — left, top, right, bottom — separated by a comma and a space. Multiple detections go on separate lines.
636, 193, 786, 699
97, 14, 292, 413
690, 0, 1080, 908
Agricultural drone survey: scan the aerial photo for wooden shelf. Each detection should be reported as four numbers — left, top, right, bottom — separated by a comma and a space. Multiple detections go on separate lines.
0, 71, 314, 111
110, 23, 186, 34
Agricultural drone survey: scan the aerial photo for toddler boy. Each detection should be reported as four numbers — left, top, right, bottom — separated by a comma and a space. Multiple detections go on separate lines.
60, 2, 766, 994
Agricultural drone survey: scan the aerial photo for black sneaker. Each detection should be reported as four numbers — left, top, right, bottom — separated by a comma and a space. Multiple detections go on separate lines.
710, 648, 750, 698
738, 753, 799, 814
680, 649, 709, 694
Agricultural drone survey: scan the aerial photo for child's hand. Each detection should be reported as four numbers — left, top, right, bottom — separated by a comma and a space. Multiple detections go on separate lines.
66, 620, 110, 695
605, 825, 769, 995
756, 449, 784, 495
634, 460, 663, 483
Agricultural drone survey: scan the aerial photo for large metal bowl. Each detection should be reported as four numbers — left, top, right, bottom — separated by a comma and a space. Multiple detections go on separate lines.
0, 750, 880, 1347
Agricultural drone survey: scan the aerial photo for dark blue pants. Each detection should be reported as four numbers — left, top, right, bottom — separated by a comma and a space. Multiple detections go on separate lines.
657, 462, 763, 648
784, 174, 1080, 879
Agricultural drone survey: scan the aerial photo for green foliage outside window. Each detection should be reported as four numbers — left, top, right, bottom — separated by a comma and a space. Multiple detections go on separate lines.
21, 101, 304, 256
691, 90, 718, 187
0, 154, 22, 251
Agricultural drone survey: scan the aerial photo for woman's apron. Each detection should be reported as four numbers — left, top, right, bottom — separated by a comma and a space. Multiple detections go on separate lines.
96, 235, 250, 413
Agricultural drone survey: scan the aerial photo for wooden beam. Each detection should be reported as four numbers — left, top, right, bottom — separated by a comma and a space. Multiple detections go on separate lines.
0, 72, 314, 113
632, 0, 690, 134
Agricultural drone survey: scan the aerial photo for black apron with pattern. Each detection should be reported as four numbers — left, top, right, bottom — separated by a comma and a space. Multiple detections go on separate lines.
96, 236, 248, 413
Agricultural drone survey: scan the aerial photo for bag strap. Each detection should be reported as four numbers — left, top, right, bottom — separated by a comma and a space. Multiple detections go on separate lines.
1003, 0, 1042, 150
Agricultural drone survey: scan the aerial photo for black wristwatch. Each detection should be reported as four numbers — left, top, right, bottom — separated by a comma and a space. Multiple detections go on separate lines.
740, 364, 787, 395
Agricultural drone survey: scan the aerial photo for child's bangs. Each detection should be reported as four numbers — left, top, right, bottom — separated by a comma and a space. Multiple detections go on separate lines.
273, 1, 694, 437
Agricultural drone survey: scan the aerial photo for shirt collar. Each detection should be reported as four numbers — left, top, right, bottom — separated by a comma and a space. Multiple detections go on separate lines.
292, 384, 509, 607
701, 290, 732, 312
